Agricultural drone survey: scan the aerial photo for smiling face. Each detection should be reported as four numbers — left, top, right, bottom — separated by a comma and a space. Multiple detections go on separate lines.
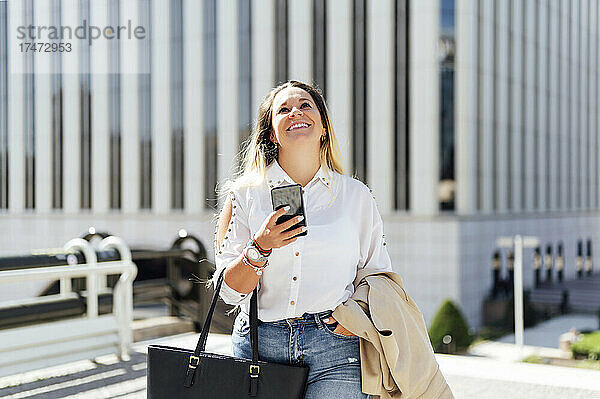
270, 87, 325, 153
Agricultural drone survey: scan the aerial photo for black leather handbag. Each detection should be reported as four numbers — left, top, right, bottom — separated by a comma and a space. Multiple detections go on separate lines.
147, 269, 309, 398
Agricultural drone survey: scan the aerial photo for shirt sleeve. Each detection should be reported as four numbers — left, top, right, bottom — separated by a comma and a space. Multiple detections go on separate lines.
357, 185, 394, 275
213, 189, 253, 306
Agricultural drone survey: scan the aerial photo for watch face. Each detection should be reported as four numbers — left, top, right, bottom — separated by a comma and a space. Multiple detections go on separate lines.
246, 247, 261, 261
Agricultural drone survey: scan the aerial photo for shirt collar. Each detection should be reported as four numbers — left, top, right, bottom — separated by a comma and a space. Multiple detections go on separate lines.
265, 160, 332, 189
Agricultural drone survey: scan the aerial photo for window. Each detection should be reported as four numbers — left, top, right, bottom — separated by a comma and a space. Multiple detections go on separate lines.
0, 0, 8, 209
352, 0, 367, 182
139, 0, 152, 209
109, 0, 121, 210
171, 0, 184, 210
51, 0, 63, 210
238, 0, 252, 150
545, 0, 551, 209
275, 0, 288, 84
533, 0, 539, 210
565, 2, 573, 210
584, 1, 592, 210
313, 0, 326, 97
520, 2, 527, 210
596, 5, 600, 210
394, 0, 409, 210
440, 0, 455, 211
204, 0, 217, 209
25, 0, 35, 210
506, 0, 513, 210
80, 0, 91, 209
557, 0, 567, 210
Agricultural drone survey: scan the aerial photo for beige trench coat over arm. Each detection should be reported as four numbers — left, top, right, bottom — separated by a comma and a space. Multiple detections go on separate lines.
332, 270, 454, 399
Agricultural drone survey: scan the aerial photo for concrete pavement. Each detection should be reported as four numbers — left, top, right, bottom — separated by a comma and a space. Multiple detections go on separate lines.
469, 313, 598, 361
438, 354, 600, 398
497, 313, 598, 347
2, 329, 600, 398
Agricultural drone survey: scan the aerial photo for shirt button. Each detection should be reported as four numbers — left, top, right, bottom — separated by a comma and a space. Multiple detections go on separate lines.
290, 301, 295, 305
302, 189, 305, 194
295, 252, 299, 256
293, 276, 297, 281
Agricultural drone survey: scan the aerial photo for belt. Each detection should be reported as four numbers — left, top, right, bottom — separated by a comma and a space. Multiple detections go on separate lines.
286, 310, 333, 323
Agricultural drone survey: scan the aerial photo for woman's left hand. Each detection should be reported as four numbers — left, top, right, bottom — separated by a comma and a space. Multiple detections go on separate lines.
323, 316, 356, 337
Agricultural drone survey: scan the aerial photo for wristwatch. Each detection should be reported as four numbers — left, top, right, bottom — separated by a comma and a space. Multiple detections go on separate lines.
243, 239, 270, 263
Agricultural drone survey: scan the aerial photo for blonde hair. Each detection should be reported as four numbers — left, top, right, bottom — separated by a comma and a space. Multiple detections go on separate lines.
218, 80, 345, 198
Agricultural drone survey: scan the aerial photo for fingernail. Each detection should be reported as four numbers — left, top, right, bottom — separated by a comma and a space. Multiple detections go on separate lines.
322, 318, 330, 323
297, 215, 304, 221
301, 226, 307, 232
284, 205, 290, 211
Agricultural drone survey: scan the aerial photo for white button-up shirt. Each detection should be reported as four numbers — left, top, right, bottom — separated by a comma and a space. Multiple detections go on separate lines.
214, 160, 392, 322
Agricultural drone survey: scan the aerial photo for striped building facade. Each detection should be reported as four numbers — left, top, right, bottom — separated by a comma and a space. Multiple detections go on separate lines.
0, 0, 599, 328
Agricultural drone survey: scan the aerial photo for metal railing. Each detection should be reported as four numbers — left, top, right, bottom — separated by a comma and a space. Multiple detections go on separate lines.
0, 231, 217, 332
0, 237, 137, 378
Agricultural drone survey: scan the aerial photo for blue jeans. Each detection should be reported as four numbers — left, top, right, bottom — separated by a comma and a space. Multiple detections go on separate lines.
232, 310, 370, 399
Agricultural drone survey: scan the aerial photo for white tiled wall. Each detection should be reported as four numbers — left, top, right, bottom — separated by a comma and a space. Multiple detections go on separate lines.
1, 212, 599, 331
384, 213, 600, 329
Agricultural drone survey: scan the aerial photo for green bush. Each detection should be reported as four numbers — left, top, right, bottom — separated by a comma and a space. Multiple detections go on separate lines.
571, 331, 600, 360
428, 300, 473, 353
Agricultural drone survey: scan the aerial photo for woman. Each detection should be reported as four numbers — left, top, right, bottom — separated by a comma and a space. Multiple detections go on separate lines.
214, 81, 392, 399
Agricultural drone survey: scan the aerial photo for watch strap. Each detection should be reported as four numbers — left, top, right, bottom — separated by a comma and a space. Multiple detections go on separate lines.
245, 240, 269, 262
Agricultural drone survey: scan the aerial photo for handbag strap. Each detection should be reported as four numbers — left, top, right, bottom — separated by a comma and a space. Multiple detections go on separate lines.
194, 268, 225, 354
249, 286, 259, 363
248, 287, 260, 396
184, 268, 261, 393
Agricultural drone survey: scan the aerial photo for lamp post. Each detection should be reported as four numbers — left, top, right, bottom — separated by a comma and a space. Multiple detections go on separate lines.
576, 240, 584, 279
491, 251, 501, 298
585, 239, 593, 276
533, 247, 541, 288
557, 242, 564, 281
496, 235, 540, 354
545, 244, 555, 283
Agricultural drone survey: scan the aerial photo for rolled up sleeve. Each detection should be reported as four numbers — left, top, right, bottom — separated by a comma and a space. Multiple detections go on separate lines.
213, 189, 253, 306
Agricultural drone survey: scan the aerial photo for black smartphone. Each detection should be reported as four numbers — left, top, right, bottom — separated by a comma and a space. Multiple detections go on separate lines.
270, 184, 308, 237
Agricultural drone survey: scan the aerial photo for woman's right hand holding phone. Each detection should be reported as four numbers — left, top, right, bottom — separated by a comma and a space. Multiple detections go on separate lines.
253, 206, 306, 250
